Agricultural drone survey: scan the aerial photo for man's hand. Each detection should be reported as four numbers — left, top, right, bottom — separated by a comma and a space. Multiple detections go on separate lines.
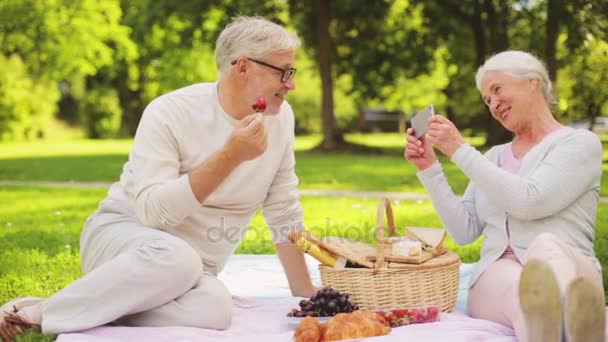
187, 113, 267, 203
226, 113, 268, 163
404, 128, 437, 170
425, 115, 465, 157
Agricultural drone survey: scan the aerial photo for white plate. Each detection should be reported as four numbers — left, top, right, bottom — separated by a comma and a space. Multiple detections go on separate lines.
286, 315, 331, 329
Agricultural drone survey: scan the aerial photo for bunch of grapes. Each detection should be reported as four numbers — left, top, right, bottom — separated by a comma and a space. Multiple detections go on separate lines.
287, 287, 359, 318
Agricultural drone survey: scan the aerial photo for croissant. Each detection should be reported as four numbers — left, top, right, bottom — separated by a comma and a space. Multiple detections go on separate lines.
293, 311, 391, 342
324, 310, 391, 341
294, 316, 322, 342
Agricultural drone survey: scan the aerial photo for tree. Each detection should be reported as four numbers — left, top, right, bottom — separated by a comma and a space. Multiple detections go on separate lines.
0, 0, 134, 139
114, 0, 291, 134
560, 39, 608, 125
545, 0, 608, 84
289, 0, 432, 150
0, 55, 59, 141
314, 0, 342, 149
413, 0, 607, 145
414, 0, 515, 146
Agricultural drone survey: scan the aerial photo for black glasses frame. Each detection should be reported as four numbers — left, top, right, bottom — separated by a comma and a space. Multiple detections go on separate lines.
231, 57, 297, 83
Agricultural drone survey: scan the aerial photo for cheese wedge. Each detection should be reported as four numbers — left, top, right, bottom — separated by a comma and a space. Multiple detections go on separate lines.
406, 227, 447, 256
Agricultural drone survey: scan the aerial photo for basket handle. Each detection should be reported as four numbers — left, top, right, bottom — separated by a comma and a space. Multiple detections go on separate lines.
376, 197, 397, 239
373, 197, 397, 272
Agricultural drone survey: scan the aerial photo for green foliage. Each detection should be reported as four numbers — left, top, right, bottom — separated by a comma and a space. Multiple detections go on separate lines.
558, 39, 608, 120
0, 0, 134, 79
0, 0, 607, 142
0, 0, 135, 140
289, 0, 432, 104
0, 55, 60, 141
288, 51, 358, 133
287, 51, 322, 133
560, 0, 608, 52
136, 12, 219, 103
81, 87, 123, 139
376, 47, 455, 115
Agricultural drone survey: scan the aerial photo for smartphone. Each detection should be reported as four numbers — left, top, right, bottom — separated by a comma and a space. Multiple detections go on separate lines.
410, 104, 435, 138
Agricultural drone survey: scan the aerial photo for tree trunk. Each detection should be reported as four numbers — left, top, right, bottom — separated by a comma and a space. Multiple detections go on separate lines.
545, 0, 560, 83
471, 0, 486, 67
118, 87, 143, 136
315, 0, 343, 149
482, 0, 512, 146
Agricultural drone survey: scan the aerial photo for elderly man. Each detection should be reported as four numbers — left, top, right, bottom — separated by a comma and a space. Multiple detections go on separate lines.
0, 16, 315, 340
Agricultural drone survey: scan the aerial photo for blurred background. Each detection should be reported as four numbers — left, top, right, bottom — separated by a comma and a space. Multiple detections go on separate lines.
0, 0, 606, 148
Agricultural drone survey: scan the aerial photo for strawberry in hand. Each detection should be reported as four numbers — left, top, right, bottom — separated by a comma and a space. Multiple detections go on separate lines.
252, 96, 267, 112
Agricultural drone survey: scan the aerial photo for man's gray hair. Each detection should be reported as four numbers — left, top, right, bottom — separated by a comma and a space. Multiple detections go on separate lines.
215, 16, 301, 79
475, 50, 556, 106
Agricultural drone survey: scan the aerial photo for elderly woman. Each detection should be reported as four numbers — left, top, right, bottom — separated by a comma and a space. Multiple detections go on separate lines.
404, 50, 606, 342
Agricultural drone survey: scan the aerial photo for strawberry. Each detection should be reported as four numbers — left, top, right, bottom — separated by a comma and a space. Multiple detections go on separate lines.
427, 306, 440, 321
252, 96, 267, 112
392, 309, 407, 318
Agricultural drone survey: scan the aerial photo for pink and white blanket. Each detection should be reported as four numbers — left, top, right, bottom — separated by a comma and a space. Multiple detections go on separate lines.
57, 255, 516, 341
57, 297, 515, 342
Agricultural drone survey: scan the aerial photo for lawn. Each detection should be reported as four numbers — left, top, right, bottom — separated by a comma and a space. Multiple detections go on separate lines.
0, 186, 483, 301
0, 133, 607, 341
2, 134, 608, 196
2, 185, 606, 304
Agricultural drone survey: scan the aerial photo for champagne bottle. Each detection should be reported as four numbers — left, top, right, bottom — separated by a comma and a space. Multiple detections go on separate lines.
295, 237, 340, 267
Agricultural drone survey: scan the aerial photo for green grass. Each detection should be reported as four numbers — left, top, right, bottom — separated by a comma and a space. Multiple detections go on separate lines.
2, 134, 608, 196
1, 185, 607, 303
0, 186, 483, 302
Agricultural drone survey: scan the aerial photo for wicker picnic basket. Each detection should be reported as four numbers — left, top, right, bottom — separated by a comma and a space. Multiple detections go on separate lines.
318, 198, 460, 312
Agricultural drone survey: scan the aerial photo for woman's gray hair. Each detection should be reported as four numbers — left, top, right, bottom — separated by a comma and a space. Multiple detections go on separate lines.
475, 50, 556, 106
215, 16, 301, 79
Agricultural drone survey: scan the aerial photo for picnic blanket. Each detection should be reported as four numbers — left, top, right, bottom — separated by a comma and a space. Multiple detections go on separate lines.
57, 254, 517, 342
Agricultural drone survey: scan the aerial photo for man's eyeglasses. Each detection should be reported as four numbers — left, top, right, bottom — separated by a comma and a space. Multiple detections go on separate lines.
231, 57, 297, 83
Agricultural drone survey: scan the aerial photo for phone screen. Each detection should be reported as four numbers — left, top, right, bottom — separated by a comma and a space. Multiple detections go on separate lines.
410, 104, 435, 138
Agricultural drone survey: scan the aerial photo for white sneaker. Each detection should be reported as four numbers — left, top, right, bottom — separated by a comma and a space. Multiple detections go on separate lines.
519, 259, 562, 342
563, 277, 606, 342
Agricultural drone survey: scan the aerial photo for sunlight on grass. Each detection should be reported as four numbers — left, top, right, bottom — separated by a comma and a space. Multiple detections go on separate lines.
0, 139, 133, 158
294, 135, 322, 151
346, 133, 485, 150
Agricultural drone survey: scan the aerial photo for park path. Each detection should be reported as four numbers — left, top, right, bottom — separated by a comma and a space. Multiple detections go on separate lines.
2, 180, 608, 203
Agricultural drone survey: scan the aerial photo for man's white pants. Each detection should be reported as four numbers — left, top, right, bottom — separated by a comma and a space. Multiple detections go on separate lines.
40, 199, 233, 334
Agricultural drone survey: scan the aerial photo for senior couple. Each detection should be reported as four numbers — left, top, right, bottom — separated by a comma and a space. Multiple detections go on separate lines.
0, 16, 605, 342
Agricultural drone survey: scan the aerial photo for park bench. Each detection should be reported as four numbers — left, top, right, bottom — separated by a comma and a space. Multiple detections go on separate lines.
359, 108, 406, 133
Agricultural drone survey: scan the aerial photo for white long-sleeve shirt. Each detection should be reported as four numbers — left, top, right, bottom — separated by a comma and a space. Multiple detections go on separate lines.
104, 82, 303, 275
418, 128, 602, 288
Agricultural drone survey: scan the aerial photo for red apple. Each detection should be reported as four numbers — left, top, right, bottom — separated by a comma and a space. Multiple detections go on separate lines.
252, 96, 267, 112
